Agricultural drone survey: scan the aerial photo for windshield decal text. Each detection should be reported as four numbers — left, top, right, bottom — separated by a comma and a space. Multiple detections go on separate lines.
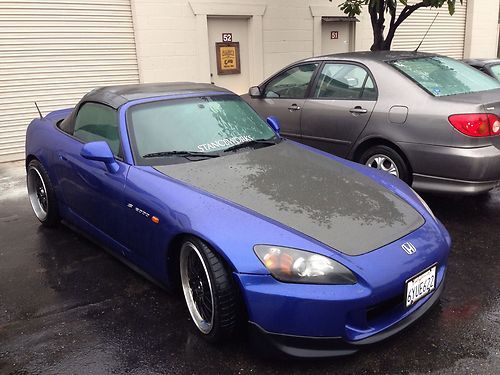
197, 135, 254, 152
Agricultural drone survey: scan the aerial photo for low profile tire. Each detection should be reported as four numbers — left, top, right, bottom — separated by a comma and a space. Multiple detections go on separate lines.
179, 236, 238, 343
359, 145, 411, 184
27, 159, 60, 227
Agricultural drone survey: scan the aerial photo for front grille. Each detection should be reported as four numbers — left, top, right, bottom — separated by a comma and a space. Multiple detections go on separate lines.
366, 293, 404, 324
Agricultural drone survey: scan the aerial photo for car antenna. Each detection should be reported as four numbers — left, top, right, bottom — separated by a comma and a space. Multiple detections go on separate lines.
415, 12, 439, 52
34, 101, 43, 119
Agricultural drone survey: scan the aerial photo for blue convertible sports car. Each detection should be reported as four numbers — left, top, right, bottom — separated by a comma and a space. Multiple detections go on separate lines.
25, 83, 451, 358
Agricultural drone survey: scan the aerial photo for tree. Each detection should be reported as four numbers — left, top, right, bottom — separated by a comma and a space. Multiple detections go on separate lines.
335, 0, 463, 51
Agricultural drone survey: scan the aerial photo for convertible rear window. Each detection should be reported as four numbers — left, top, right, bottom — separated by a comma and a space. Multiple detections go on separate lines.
388, 56, 500, 97
127, 95, 277, 164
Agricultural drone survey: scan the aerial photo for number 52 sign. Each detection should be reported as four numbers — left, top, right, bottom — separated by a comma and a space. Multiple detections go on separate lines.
222, 33, 232, 42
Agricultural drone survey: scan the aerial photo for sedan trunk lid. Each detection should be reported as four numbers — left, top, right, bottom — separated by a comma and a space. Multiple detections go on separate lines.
438, 89, 500, 147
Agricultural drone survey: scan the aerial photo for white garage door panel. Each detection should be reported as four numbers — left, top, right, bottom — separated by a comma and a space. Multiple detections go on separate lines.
0, 0, 140, 162
392, 0, 467, 59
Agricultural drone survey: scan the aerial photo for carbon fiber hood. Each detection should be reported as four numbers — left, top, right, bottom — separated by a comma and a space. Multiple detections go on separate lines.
154, 142, 424, 256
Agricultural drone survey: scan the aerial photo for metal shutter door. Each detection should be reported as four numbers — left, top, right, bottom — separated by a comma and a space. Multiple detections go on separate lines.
392, 0, 467, 59
0, 0, 140, 162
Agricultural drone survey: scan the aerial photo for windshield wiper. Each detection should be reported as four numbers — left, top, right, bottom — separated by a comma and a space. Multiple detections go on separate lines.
142, 150, 220, 159
223, 138, 278, 153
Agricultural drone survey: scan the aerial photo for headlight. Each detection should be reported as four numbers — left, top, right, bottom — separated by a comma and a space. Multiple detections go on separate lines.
412, 188, 436, 220
253, 245, 356, 284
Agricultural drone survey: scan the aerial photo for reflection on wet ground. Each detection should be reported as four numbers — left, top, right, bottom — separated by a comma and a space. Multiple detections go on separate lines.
0, 161, 498, 374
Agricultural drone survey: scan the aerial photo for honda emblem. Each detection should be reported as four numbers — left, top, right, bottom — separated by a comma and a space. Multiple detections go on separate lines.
401, 242, 416, 255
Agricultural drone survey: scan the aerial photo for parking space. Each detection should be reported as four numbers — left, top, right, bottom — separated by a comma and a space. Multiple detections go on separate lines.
0, 160, 499, 374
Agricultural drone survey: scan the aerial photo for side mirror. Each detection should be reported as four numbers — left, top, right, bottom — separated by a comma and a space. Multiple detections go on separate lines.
266, 116, 281, 135
249, 86, 262, 98
80, 141, 119, 173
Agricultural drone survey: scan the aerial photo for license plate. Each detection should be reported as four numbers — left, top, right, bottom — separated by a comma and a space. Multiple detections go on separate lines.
405, 265, 437, 308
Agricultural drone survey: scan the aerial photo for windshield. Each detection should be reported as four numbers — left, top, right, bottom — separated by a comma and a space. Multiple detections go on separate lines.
388, 56, 500, 97
127, 95, 277, 164
490, 64, 500, 81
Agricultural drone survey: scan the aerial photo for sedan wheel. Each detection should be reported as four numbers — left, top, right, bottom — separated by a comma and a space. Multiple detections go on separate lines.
359, 145, 411, 184
365, 154, 399, 178
179, 237, 238, 342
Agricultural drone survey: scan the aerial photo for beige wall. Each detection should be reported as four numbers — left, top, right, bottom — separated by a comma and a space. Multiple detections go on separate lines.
464, 0, 500, 58
130, 0, 199, 84
130, 0, 499, 88
130, 0, 374, 87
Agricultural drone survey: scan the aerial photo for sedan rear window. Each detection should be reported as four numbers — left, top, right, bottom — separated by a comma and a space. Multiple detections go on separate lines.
388, 56, 500, 97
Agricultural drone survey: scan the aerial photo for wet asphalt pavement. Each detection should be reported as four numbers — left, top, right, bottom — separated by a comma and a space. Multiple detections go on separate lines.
0, 161, 499, 375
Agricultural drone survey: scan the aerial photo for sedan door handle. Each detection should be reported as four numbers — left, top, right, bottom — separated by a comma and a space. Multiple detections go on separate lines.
349, 106, 368, 115
58, 153, 68, 161
288, 104, 301, 111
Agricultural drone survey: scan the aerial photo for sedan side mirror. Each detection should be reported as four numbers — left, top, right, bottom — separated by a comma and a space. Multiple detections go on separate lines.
249, 86, 262, 98
80, 141, 119, 173
266, 116, 281, 135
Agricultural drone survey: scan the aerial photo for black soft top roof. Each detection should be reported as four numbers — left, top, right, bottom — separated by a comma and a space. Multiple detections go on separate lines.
59, 82, 233, 133
82, 82, 232, 109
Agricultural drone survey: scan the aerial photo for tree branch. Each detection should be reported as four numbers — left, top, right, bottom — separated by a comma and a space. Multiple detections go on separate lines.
368, 2, 379, 35
338, 0, 457, 50
383, 0, 398, 50
395, 2, 427, 29
388, 0, 396, 33
368, 1, 385, 50
377, 0, 386, 31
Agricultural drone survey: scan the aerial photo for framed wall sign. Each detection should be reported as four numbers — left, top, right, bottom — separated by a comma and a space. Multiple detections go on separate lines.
331, 31, 339, 39
216, 42, 241, 75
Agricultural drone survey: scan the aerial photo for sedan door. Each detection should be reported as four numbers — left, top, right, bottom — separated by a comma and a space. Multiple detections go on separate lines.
245, 63, 319, 140
300, 62, 377, 158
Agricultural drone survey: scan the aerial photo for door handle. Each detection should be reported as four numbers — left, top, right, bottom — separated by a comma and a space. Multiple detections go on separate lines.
58, 153, 68, 161
288, 104, 301, 111
349, 106, 368, 115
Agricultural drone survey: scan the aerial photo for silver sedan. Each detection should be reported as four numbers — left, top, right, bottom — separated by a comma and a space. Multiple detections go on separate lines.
242, 51, 500, 194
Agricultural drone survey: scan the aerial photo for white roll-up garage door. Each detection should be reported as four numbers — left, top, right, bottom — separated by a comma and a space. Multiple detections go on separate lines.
0, 0, 140, 162
392, 0, 467, 59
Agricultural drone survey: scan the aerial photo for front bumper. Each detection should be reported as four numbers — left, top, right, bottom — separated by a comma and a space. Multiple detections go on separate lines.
248, 279, 444, 358
236, 261, 447, 359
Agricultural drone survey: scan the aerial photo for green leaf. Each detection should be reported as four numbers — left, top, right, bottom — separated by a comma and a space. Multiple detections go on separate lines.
448, 0, 455, 15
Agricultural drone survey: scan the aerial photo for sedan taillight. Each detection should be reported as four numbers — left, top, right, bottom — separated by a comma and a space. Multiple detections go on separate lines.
448, 113, 500, 137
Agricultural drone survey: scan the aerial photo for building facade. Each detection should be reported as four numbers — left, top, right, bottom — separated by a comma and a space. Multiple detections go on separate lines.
0, 0, 499, 162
